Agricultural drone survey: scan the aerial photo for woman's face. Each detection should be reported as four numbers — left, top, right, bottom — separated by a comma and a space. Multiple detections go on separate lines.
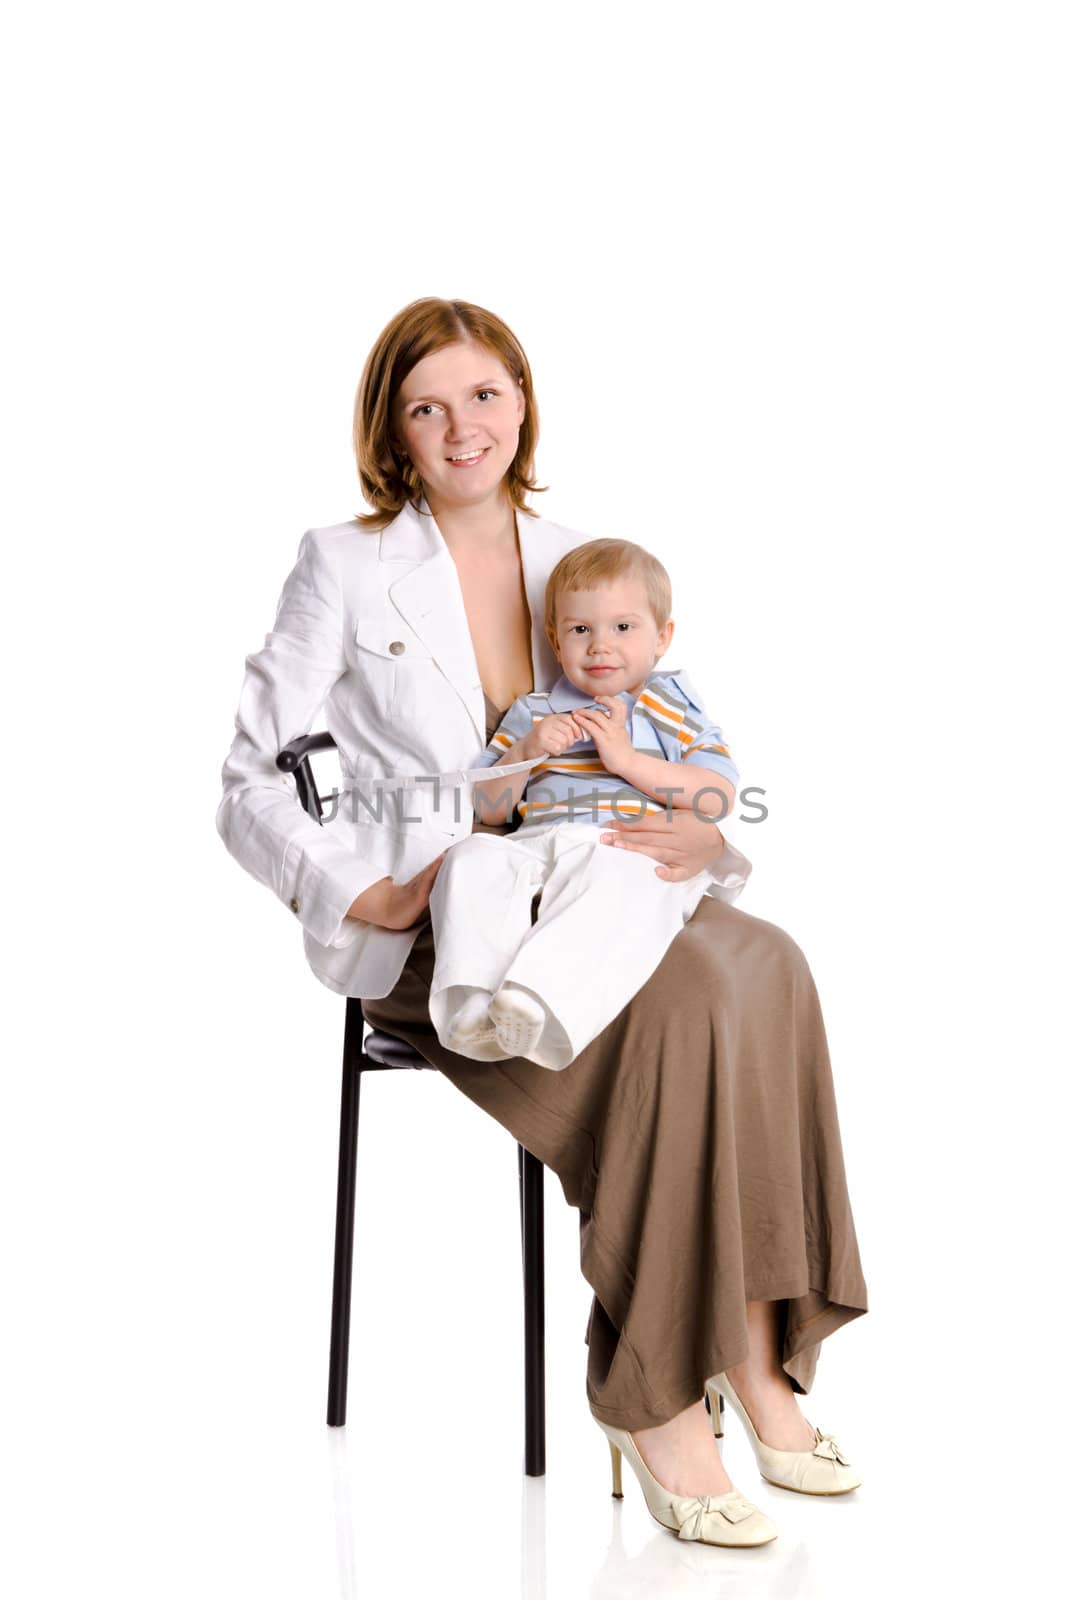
393, 340, 526, 514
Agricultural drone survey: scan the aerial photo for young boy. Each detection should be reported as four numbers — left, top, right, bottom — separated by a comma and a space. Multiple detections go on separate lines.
427, 537, 748, 1069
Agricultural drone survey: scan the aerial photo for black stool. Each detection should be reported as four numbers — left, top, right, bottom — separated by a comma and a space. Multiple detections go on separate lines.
277, 732, 546, 1476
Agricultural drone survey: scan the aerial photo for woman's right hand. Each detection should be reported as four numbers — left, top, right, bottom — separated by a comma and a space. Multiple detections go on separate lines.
345, 854, 446, 930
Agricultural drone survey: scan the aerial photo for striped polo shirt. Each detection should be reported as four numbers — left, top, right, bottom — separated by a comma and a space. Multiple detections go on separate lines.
471, 668, 740, 829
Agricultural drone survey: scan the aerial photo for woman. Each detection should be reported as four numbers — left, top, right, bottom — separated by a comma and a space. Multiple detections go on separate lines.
217, 297, 868, 1549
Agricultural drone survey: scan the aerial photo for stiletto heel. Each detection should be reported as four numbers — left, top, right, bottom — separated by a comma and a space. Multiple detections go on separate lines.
609, 1440, 623, 1498
592, 1414, 777, 1547
705, 1372, 862, 1495
705, 1386, 725, 1437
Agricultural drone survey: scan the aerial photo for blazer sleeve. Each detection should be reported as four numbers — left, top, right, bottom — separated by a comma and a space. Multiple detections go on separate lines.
215, 528, 388, 950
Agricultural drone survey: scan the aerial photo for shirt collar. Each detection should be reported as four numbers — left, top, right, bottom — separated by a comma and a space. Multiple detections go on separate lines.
544, 671, 641, 711
545, 667, 686, 712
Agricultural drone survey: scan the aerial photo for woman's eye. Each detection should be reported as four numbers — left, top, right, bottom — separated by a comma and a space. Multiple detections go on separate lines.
412, 391, 496, 416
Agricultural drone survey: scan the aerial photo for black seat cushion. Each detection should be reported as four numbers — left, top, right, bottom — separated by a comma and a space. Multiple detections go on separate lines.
363, 1029, 435, 1071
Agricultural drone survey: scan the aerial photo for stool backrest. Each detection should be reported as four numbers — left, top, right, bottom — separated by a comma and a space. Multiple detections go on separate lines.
276, 732, 338, 822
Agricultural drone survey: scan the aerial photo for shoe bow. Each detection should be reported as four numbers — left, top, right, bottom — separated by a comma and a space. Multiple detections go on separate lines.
812, 1427, 850, 1466
671, 1489, 755, 1540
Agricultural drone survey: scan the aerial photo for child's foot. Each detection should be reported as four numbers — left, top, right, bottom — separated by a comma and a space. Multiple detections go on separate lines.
488, 984, 546, 1057
442, 992, 499, 1052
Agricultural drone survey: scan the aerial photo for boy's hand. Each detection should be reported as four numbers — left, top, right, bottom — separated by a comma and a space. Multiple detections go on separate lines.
572, 696, 635, 775
524, 712, 584, 758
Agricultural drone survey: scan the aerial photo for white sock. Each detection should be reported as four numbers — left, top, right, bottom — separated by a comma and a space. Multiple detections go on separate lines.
488, 984, 546, 1058
443, 991, 498, 1048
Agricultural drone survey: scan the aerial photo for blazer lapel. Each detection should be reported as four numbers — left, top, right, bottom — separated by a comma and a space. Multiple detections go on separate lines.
381, 500, 482, 739
380, 496, 562, 744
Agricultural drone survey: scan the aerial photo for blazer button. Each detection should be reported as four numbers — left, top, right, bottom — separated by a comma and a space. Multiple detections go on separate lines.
389, 640, 406, 656
289, 897, 300, 914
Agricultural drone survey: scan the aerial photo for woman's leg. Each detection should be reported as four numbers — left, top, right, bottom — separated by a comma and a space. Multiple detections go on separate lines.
576, 898, 867, 1435
629, 1300, 818, 1498
722, 1299, 819, 1449
364, 894, 868, 1494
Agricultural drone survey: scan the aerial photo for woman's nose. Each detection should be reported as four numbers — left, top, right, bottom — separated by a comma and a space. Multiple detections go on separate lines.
445, 414, 476, 442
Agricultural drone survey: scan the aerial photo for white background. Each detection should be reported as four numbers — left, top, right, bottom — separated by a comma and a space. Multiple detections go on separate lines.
2, 3, 1063, 1596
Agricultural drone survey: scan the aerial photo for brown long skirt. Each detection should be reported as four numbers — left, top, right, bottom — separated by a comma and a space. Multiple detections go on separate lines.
362, 697, 869, 1432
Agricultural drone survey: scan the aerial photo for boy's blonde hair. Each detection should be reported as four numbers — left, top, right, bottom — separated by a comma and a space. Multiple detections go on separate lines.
544, 538, 672, 645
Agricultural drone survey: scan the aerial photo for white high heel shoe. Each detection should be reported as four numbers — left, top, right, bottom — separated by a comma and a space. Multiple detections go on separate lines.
592, 1414, 777, 1547
705, 1374, 861, 1495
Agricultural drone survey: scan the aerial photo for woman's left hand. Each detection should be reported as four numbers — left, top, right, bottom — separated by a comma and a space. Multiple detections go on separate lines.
599, 805, 726, 882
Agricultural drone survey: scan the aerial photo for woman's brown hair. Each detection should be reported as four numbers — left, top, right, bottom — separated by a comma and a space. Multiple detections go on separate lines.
352, 298, 547, 530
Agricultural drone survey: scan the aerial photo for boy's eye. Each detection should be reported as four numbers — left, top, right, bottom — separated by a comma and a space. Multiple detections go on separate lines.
568, 621, 637, 633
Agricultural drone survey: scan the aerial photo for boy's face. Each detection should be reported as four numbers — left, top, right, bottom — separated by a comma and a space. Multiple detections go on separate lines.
550, 575, 674, 699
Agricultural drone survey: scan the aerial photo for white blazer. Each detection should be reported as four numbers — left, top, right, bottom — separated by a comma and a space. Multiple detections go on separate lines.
216, 494, 751, 999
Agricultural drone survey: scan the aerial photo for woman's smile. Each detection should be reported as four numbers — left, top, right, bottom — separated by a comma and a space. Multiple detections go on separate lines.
446, 446, 490, 468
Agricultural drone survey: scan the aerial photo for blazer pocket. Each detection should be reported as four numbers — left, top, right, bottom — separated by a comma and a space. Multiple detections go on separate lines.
353, 617, 433, 659
351, 617, 434, 719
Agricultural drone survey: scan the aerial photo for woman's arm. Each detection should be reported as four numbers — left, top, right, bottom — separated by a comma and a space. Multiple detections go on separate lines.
216, 528, 433, 940
599, 808, 730, 878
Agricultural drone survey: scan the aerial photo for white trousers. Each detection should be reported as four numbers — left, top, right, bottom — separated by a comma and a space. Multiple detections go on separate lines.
427, 820, 714, 1071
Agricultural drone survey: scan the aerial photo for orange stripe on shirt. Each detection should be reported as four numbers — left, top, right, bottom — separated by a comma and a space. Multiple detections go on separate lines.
637, 691, 684, 726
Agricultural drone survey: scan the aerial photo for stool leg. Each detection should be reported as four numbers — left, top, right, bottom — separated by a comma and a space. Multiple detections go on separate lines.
327, 998, 364, 1427
520, 1145, 546, 1476
517, 1141, 525, 1266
